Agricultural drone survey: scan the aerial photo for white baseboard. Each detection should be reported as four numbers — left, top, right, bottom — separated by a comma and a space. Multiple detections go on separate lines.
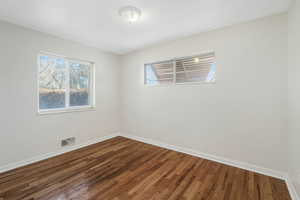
121, 133, 300, 199
1, 132, 297, 200
0, 133, 119, 174
120, 133, 287, 180
286, 176, 300, 200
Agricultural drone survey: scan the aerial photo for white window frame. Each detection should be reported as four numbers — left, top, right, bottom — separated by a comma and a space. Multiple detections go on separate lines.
144, 52, 216, 86
37, 52, 96, 115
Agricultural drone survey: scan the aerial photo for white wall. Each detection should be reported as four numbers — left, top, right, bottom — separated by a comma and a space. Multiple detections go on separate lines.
288, 0, 300, 196
0, 20, 121, 167
121, 14, 288, 173
0, 12, 292, 180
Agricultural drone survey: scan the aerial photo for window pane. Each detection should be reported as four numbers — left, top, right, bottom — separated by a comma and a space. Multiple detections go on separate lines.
175, 53, 216, 83
69, 62, 90, 107
39, 56, 66, 110
145, 61, 174, 85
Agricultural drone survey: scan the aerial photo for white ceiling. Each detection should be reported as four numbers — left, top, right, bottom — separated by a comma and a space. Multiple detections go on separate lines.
0, 0, 291, 54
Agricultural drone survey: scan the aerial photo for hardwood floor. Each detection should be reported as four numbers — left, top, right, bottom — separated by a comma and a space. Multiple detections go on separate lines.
0, 137, 291, 200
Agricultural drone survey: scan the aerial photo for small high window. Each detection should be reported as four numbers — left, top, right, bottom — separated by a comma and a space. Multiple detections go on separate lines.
145, 52, 216, 85
38, 53, 95, 114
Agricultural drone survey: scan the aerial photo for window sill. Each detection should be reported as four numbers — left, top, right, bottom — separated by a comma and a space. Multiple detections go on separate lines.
38, 106, 96, 116
144, 81, 216, 87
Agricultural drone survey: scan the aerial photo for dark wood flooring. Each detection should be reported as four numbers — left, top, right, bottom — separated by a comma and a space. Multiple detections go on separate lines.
0, 136, 291, 200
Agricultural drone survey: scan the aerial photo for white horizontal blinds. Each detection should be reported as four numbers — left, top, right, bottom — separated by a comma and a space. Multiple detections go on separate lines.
145, 60, 174, 85
175, 52, 216, 83
144, 52, 216, 85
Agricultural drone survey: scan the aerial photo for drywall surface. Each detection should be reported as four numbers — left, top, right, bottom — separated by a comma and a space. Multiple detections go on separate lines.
288, 0, 300, 196
0, 20, 121, 167
121, 14, 288, 172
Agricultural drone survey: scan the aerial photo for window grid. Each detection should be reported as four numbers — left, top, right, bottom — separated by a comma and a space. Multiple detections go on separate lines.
144, 52, 216, 86
38, 53, 95, 114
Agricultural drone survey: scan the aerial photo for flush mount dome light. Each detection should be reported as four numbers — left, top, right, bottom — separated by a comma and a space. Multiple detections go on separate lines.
119, 6, 142, 23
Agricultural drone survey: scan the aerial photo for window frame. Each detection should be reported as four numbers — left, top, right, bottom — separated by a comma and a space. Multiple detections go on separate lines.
144, 52, 216, 86
37, 52, 96, 115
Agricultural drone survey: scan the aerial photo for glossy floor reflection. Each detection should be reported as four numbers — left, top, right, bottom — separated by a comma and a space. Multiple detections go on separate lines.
0, 137, 291, 200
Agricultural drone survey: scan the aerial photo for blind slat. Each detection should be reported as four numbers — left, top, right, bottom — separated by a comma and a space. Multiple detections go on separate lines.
145, 52, 215, 85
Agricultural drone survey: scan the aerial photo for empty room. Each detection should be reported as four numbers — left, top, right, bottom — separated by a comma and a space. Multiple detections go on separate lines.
0, 0, 299, 199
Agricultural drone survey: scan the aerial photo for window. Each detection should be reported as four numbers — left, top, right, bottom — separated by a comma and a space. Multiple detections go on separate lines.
144, 52, 216, 85
38, 53, 95, 114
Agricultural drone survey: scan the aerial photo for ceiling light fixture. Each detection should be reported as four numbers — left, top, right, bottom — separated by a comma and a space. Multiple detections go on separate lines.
119, 6, 142, 23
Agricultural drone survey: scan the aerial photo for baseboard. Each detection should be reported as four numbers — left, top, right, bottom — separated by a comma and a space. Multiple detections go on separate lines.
0, 133, 119, 174
1, 132, 296, 199
286, 176, 300, 200
120, 133, 287, 180
121, 133, 300, 200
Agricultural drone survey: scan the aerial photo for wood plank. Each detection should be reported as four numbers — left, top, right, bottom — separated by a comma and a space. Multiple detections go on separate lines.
0, 136, 291, 200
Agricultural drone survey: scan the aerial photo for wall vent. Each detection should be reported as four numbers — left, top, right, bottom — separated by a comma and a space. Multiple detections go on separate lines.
61, 137, 76, 147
